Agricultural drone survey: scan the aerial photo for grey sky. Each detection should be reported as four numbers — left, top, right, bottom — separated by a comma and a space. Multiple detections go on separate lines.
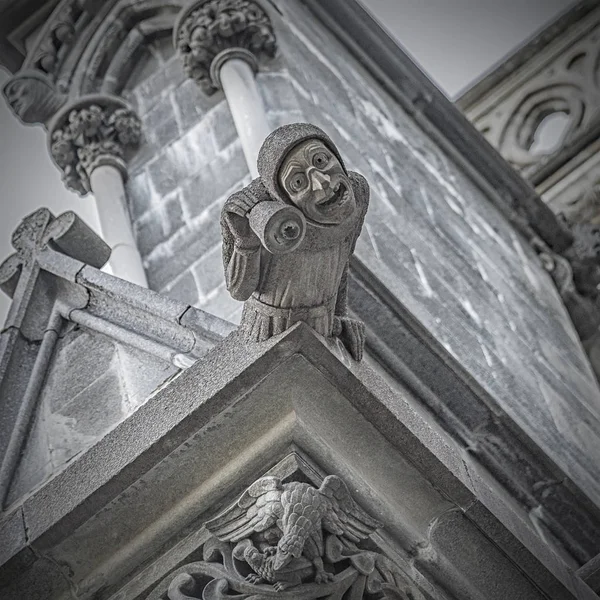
0, 0, 578, 322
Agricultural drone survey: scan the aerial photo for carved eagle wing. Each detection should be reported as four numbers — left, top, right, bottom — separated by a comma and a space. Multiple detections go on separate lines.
319, 475, 381, 543
204, 476, 284, 543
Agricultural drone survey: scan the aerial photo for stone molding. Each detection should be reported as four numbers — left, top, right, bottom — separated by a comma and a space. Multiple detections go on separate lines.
48, 95, 142, 195
174, 0, 277, 94
0, 325, 586, 599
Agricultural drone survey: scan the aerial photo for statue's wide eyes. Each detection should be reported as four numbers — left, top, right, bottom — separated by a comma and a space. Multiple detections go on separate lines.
312, 152, 330, 169
289, 173, 308, 192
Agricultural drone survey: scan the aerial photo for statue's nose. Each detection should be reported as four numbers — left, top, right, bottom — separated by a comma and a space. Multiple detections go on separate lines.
310, 170, 330, 191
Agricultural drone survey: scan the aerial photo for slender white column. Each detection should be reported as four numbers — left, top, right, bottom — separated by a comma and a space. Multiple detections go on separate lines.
89, 164, 148, 287
216, 53, 271, 177
48, 95, 147, 287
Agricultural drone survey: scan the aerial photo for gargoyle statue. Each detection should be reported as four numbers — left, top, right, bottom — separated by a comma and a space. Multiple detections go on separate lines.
221, 123, 370, 360
205, 475, 381, 591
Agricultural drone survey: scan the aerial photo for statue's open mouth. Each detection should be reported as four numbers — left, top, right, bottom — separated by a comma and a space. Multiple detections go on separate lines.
319, 182, 348, 209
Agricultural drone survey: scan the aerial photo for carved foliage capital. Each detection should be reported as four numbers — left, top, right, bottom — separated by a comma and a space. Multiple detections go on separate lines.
175, 0, 277, 94
48, 96, 142, 195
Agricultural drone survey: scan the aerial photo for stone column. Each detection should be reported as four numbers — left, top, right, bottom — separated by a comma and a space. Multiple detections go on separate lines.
174, 0, 277, 177
48, 95, 148, 287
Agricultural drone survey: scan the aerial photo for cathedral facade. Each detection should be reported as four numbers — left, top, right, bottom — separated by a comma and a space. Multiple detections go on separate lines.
0, 1, 599, 599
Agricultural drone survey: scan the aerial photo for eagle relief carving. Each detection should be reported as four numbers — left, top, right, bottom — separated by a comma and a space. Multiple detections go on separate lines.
148, 475, 419, 600
221, 123, 370, 361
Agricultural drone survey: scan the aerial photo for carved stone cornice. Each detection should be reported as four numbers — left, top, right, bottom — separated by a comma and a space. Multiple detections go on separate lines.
174, 0, 277, 94
48, 95, 142, 195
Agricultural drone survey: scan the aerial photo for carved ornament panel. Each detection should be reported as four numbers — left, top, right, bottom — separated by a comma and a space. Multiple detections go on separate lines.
147, 474, 422, 600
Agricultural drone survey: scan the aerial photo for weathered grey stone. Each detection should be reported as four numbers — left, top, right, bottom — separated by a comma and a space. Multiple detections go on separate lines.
6, 406, 53, 507
192, 243, 226, 297
55, 370, 125, 437
134, 192, 185, 258
163, 271, 200, 307
2, 70, 66, 125
127, 169, 153, 221
420, 509, 550, 600
172, 78, 218, 132
221, 123, 369, 360
45, 329, 117, 412
211, 100, 238, 151
48, 96, 142, 195
0, 324, 571, 600
143, 94, 181, 151
117, 344, 178, 410
258, 72, 301, 114
186, 474, 387, 595
180, 143, 248, 220
145, 210, 223, 292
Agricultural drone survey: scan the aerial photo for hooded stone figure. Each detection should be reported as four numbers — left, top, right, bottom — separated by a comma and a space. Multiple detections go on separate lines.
221, 123, 369, 360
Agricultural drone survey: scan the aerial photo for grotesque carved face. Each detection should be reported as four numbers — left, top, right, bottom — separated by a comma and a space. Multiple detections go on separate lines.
4, 79, 35, 122
278, 139, 356, 225
3, 74, 62, 124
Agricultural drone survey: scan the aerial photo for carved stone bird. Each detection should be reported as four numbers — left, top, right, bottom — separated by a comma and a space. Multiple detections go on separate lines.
205, 475, 381, 586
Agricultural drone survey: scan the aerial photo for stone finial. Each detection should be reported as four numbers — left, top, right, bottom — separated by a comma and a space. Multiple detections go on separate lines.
0, 208, 111, 298
48, 95, 142, 195
149, 473, 421, 599
174, 0, 277, 94
2, 70, 67, 125
221, 123, 370, 360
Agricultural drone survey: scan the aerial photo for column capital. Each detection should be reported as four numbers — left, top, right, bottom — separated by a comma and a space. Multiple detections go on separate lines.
47, 95, 142, 196
174, 0, 277, 95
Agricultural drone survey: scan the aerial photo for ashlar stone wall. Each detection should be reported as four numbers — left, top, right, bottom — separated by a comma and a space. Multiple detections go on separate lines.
120, 1, 600, 504
8, 325, 177, 506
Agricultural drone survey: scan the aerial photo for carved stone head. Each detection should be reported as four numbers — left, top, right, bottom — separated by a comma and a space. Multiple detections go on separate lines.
2, 70, 66, 125
258, 123, 356, 225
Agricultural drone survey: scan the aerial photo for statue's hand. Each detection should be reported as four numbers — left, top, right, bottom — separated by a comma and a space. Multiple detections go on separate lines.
333, 316, 365, 361
224, 194, 261, 249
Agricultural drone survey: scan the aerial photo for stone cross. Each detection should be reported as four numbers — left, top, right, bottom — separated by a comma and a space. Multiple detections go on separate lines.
0, 208, 110, 328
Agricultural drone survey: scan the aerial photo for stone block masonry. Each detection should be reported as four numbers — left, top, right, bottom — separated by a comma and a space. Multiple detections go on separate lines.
277, 0, 600, 506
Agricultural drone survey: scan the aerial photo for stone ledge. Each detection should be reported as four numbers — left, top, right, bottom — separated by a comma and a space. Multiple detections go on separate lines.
0, 323, 592, 600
